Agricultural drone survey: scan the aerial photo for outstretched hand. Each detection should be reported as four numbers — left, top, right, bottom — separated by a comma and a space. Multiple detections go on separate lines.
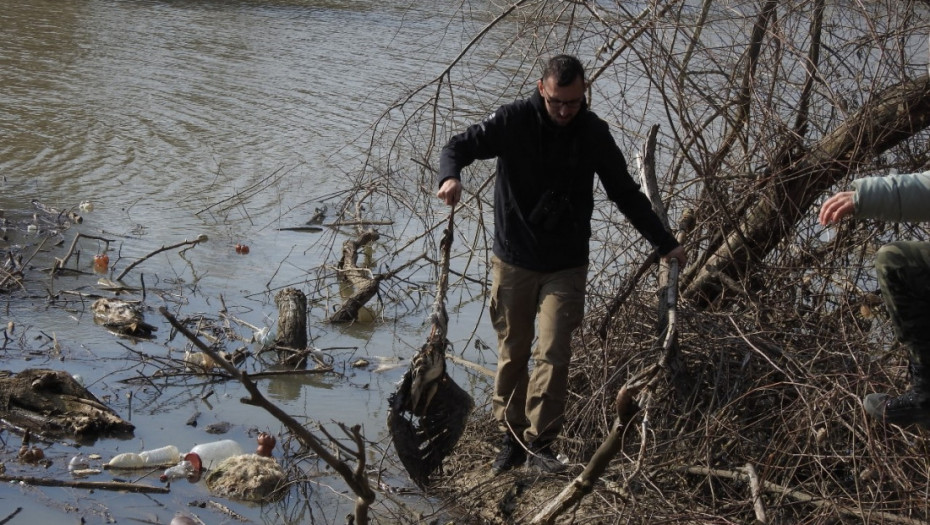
818, 191, 856, 226
437, 178, 462, 206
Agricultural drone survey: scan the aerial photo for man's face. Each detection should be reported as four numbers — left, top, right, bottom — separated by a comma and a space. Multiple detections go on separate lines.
538, 75, 585, 126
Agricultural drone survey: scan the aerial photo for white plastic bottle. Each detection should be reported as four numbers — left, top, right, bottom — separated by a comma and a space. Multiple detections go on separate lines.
106, 452, 144, 469
160, 460, 195, 481
68, 454, 89, 471
187, 439, 243, 470
139, 445, 180, 467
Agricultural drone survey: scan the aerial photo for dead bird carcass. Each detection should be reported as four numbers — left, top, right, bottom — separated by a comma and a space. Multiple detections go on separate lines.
0, 368, 134, 440
388, 210, 473, 488
92, 298, 157, 338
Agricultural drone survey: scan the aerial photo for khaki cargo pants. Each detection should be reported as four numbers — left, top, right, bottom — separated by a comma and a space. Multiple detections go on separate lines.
489, 255, 586, 446
875, 241, 930, 381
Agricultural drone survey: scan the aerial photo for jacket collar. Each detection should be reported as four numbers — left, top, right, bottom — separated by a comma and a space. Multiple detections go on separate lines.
530, 89, 589, 129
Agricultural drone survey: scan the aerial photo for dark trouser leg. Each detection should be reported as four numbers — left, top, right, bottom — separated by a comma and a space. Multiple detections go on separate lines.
875, 241, 930, 387
864, 241, 930, 427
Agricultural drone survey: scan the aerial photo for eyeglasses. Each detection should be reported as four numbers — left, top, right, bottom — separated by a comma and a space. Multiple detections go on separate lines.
542, 89, 584, 110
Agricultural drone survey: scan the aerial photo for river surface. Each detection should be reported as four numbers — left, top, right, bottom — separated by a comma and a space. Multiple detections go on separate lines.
0, 1, 502, 522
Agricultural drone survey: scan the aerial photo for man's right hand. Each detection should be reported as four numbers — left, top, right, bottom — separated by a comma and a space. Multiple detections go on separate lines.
437, 178, 462, 206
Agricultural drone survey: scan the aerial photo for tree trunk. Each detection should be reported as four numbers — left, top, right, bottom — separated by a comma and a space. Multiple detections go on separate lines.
274, 288, 308, 367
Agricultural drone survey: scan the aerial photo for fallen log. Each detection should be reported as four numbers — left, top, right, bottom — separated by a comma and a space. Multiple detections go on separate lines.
0, 369, 134, 441
329, 229, 381, 323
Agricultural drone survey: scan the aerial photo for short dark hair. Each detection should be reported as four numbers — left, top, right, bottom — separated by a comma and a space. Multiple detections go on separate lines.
541, 55, 585, 87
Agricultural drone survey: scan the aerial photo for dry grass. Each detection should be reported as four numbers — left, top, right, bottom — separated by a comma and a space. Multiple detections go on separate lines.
430, 239, 930, 524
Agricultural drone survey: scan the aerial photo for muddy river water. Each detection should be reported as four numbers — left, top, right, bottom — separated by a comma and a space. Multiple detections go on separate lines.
0, 0, 502, 522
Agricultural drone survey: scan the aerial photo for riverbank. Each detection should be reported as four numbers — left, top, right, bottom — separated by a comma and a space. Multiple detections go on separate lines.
426, 288, 930, 524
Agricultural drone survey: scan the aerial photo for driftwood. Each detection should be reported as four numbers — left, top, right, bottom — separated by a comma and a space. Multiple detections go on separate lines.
0, 506, 23, 524
244, 368, 333, 379
0, 369, 134, 440
274, 288, 308, 367
531, 386, 641, 524
329, 229, 381, 323
0, 474, 168, 494
327, 229, 430, 324
276, 226, 323, 233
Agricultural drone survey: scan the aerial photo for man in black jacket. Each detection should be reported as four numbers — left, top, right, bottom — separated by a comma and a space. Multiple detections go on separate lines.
437, 55, 686, 474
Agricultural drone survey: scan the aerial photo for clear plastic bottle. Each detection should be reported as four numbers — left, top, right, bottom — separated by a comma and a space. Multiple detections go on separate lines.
160, 460, 195, 481
68, 454, 89, 471
106, 452, 144, 469
187, 439, 243, 470
139, 445, 180, 467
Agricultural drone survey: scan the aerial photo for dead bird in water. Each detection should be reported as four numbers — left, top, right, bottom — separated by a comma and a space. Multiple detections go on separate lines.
91, 298, 157, 338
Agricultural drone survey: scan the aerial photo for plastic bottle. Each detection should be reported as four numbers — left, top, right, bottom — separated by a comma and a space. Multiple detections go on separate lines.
106, 452, 145, 469
139, 445, 180, 467
160, 460, 195, 481
68, 454, 89, 471
187, 439, 243, 471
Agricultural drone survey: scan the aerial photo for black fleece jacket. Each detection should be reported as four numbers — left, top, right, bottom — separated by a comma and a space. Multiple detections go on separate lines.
438, 90, 679, 272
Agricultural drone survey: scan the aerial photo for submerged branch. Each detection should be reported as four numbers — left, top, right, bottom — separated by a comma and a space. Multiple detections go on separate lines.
115, 236, 208, 282
0, 474, 168, 494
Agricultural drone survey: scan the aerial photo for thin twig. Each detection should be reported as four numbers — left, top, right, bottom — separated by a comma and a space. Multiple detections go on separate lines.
55, 232, 114, 272
115, 236, 207, 281
744, 462, 767, 523
0, 507, 22, 525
